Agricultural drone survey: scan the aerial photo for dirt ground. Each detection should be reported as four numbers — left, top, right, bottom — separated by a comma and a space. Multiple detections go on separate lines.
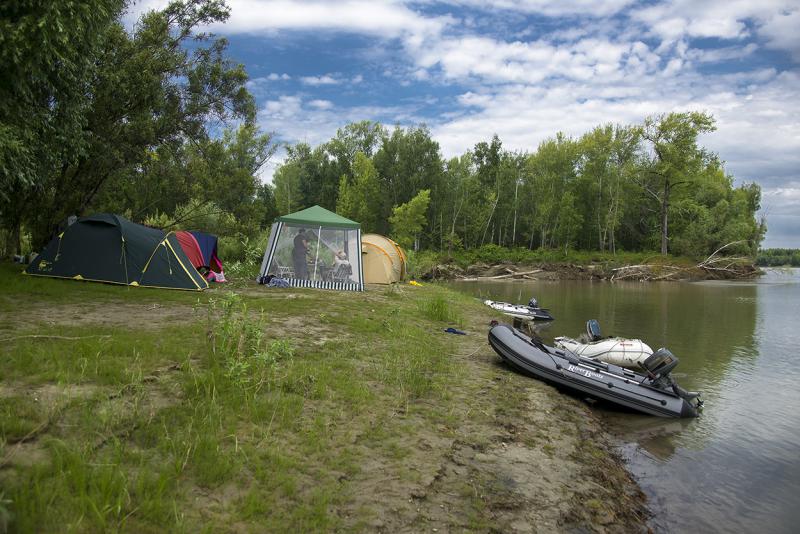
329, 301, 648, 533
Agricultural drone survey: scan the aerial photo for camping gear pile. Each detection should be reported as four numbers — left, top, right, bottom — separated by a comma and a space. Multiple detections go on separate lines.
554, 319, 653, 369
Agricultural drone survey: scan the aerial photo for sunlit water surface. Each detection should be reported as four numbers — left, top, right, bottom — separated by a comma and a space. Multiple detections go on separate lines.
446, 269, 800, 533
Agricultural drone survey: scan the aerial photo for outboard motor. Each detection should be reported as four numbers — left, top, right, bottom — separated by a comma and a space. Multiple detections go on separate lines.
527, 297, 539, 308
641, 348, 680, 379
585, 319, 602, 342
640, 349, 702, 403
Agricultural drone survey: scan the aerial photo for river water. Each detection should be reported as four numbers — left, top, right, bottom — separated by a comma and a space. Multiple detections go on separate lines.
446, 269, 800, 533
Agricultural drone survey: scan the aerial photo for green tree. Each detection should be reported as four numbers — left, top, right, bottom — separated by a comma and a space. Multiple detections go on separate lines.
273, 160, 303, 215
336, 152, 381, 233
327, 120, 386, 181
553, 191, 583, 253
639, 112, 716, 255
373, 125, 444, 239
0, 0, 125, 254
21, 0, 255, 248
389, 189, 431, 250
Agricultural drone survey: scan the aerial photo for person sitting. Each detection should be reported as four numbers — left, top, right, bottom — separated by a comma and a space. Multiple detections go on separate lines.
333, 250, 350, 268
331, 250, 352, 282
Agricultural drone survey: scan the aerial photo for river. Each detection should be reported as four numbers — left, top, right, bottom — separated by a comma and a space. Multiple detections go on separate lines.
445, 268, 800, 533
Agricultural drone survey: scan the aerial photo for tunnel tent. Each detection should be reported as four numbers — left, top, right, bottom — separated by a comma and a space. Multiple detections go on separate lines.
361, 234, 407, 284
258, 205, 364, 291
25, 213, 208, 291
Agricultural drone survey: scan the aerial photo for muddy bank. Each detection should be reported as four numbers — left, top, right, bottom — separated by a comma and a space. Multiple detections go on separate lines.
420, 259, 760, 282
339, 298, 650, 532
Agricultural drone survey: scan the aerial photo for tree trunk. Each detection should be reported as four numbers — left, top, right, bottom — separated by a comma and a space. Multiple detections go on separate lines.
3, 222, 21, 257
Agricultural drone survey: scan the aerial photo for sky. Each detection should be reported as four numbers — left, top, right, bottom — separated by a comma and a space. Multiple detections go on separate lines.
129, 0, 800, 248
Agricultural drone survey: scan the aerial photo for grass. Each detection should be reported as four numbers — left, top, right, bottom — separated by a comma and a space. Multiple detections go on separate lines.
0, 262, 646, 532
0, 263, 469, 531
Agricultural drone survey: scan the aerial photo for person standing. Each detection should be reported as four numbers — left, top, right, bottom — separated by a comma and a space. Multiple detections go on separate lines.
292, 229, 309, 279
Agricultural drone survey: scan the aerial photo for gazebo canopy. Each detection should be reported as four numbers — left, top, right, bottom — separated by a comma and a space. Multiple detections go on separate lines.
277, 205, 360, 229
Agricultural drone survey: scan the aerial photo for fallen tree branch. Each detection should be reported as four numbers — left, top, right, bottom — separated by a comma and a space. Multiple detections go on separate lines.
478, 269, 543, 280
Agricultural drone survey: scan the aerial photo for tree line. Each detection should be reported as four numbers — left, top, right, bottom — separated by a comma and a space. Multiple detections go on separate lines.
275, 114, 765, 258
756, 249, 800, 267
1, 1, 766, 262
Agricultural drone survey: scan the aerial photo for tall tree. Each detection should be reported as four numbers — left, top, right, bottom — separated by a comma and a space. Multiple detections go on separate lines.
21, 0, 255, 248
389, 189, 431, 250
0, 0, 125, 254
336, 152, 381, 233
639, 112, 716, 255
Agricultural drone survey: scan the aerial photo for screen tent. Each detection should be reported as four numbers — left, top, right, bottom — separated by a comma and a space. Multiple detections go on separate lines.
258, 205, 364, 291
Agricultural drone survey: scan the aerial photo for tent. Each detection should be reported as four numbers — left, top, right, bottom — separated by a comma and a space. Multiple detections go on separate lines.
25, 214, 208, 291
175, 231, 224, 274
361, 234, 407, 284
258, 205, 364, 291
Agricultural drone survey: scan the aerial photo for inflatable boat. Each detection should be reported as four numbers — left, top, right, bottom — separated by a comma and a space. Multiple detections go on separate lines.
488, 323, 702, 418
554, 320, 652, 369
484, 298, 554, 321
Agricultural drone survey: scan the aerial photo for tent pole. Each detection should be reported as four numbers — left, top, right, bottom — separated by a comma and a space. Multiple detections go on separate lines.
312, 226, 322, 280
357, 228, 364, 291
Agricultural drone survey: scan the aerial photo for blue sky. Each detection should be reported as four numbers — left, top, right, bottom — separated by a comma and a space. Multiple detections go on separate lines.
131, 0, 800, 248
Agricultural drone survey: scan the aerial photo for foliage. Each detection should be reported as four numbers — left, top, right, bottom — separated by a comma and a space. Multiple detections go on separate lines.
417, 294, 463, 326
2, 0, 259, 253
757, 248, 800, 267
207, 292, 293, 388
389, 189, 431, 250
336, 152, 381, 233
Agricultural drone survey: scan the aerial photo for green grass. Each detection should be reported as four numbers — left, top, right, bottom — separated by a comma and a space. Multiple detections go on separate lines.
0, 262, 470, 531
0, 261, 644, 532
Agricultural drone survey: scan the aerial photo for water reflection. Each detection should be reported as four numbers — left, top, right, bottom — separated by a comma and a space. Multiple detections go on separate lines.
447, 270, 800, 533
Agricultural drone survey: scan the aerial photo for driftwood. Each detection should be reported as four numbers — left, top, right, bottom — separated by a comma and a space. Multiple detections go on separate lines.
478, 269, 543, 280
610, 241, 755, 281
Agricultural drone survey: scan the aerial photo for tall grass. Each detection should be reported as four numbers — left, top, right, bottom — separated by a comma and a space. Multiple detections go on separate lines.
418, 294, 463, 326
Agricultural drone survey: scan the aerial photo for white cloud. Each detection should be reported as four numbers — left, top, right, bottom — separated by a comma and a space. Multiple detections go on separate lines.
630, 0, 799, 53
308, 99, 334, 110
217, 0, 452, 40
300, 74, 341, 86
758, 8, 800, 59
257, 94, 423, 164
439, 0, 635, 17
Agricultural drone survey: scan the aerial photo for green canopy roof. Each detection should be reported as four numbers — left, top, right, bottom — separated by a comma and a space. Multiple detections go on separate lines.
277, 205, 360, 229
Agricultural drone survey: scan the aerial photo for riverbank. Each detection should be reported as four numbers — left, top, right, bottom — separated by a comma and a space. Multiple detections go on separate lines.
412, 248, 760, 282
0, 262, 647, 532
